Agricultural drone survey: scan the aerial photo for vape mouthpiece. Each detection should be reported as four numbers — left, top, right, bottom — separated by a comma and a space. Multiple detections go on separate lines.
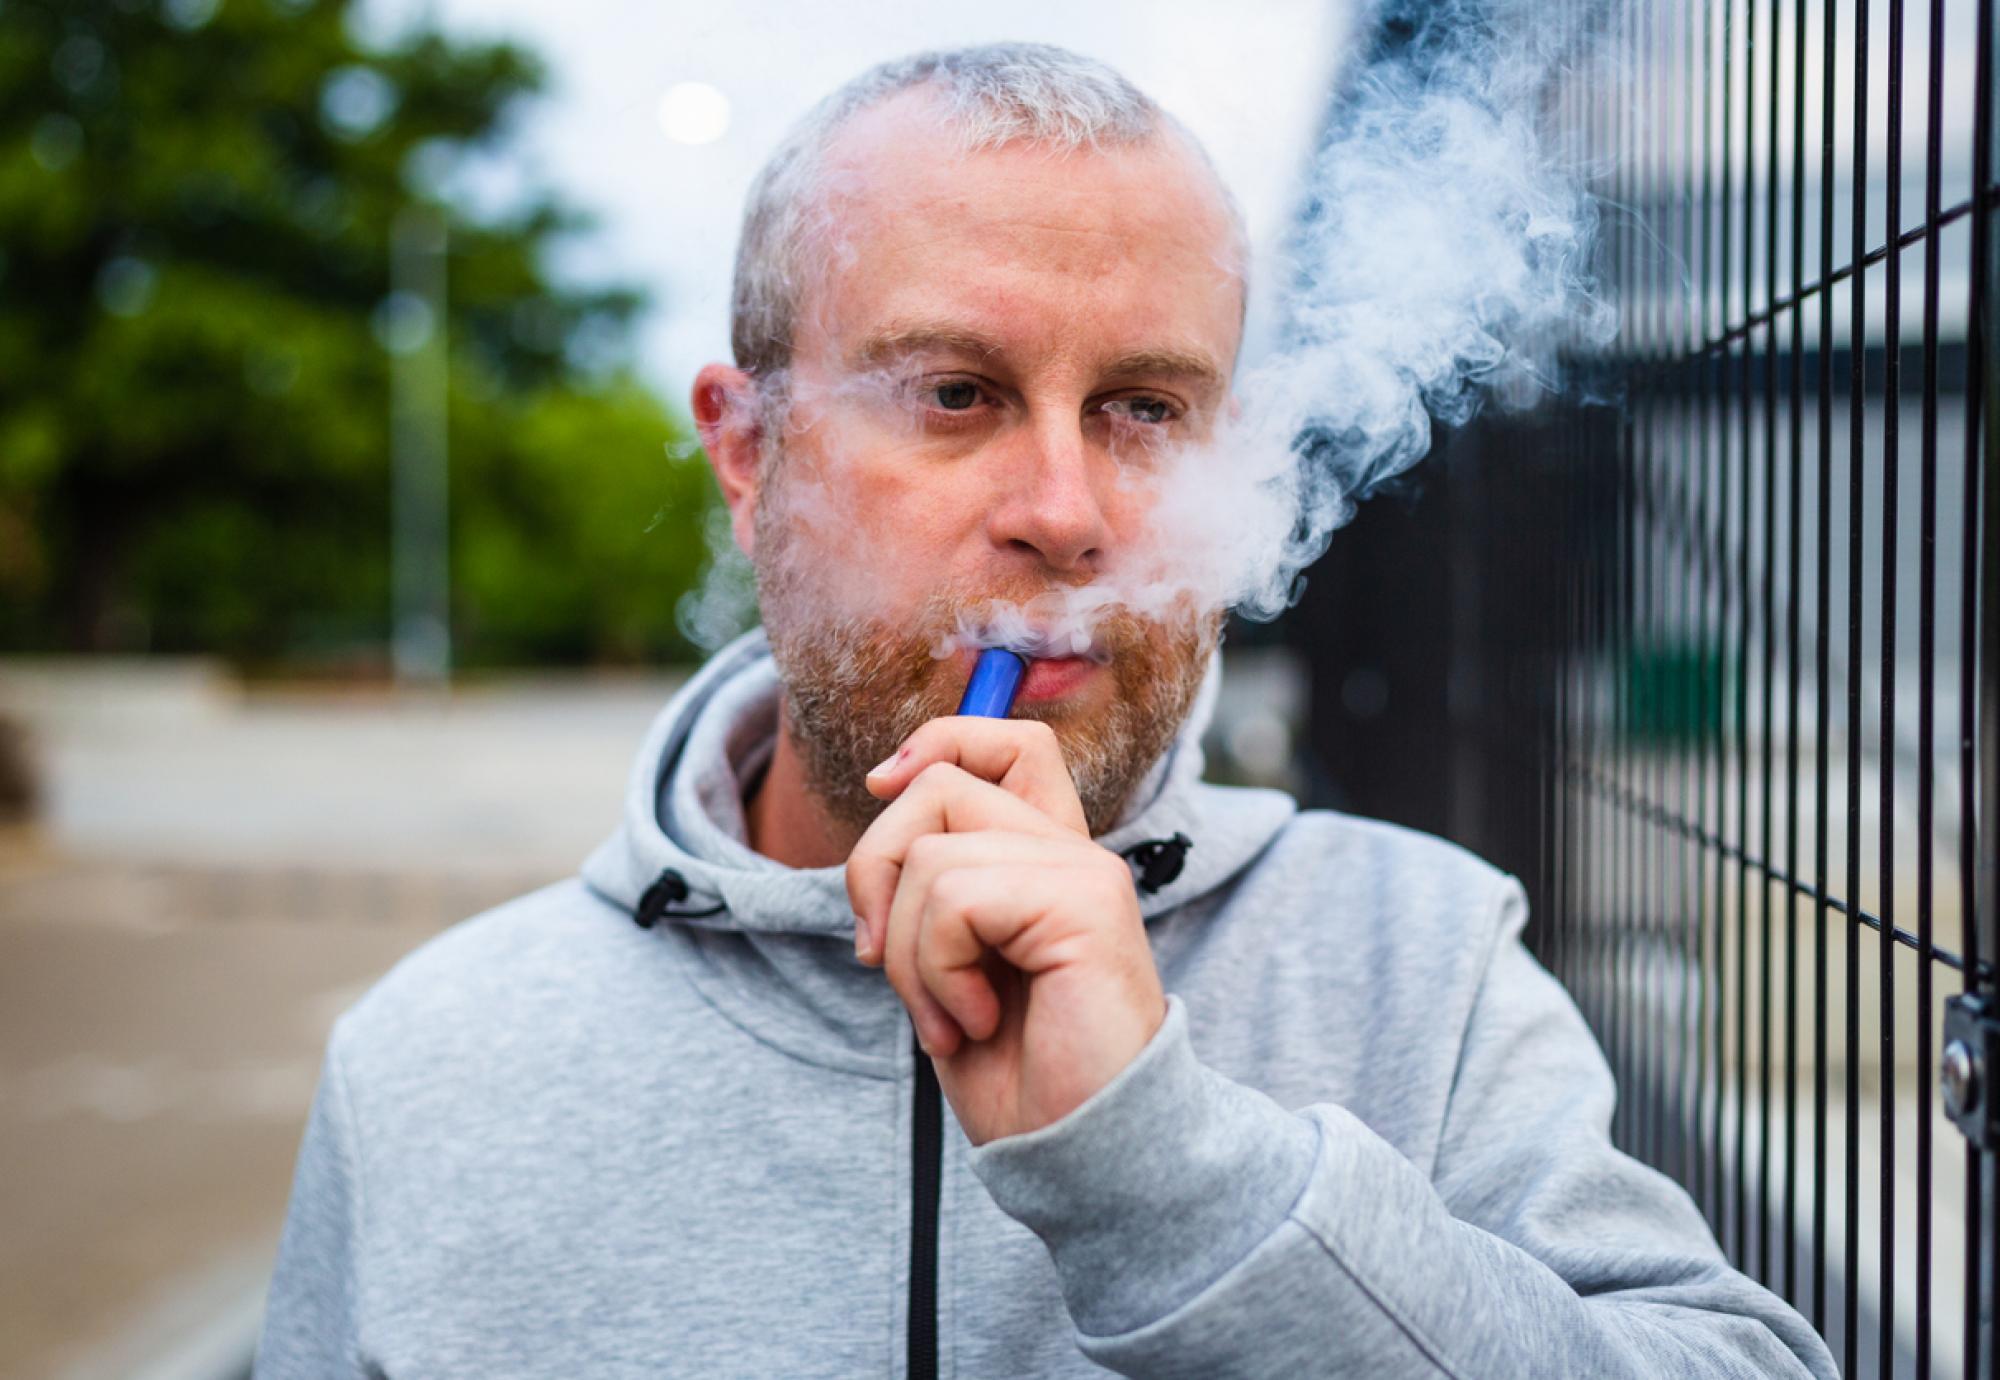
956, 647, 1029, 719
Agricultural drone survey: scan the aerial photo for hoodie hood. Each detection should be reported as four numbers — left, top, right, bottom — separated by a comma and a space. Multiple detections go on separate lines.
581, 628, 1297, 943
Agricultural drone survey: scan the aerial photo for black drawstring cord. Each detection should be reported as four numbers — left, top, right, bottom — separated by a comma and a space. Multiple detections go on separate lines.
632, 868, 727, 928
1120, 833, 1192, 894
631, 836, 1188, 931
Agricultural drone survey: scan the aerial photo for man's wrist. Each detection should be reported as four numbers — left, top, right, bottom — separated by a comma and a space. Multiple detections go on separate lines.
966, 994, 1319, 1337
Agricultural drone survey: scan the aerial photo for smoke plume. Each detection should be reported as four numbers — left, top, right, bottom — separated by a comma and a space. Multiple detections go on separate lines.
1159, 0, 1617, 628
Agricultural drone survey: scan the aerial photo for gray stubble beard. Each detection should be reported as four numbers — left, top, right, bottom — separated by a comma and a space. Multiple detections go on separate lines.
750, 452, 1213, 843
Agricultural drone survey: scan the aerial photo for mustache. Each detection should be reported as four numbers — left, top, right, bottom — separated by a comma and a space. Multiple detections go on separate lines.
908, 585, 1194, 664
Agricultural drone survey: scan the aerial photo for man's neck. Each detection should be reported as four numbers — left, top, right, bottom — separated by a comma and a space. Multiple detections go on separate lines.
745, 712, 860, 869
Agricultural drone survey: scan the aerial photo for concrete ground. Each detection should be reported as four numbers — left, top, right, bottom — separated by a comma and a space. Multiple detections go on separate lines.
0, 662, 682, 1379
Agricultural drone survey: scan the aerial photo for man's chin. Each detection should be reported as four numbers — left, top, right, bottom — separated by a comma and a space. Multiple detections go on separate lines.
765, 605, 1212, 840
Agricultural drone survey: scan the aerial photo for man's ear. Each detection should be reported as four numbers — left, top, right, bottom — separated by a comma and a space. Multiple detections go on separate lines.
692, 363, 765, 560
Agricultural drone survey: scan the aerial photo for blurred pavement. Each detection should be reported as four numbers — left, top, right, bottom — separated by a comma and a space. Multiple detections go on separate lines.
0, 660, 683, 1379
0, 659, 683, 874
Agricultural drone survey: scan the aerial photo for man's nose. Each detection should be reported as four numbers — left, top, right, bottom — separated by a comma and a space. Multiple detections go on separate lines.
987, 415, 1111, 573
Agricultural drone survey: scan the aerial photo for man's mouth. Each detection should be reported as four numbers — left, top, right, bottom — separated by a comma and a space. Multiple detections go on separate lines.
1016, 655, 1103, 702
953, 648, 1102, 704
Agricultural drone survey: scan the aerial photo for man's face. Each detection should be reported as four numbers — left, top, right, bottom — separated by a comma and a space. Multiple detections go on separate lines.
746, 93, 1245, 835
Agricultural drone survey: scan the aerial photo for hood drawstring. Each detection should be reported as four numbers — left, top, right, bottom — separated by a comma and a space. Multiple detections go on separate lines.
632, 837, 1191, 930
632, 869, 728, 928
1121, 833, 1193, 895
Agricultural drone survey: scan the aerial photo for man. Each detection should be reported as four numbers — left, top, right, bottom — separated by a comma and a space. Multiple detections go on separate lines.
256, 44, 1837, 1379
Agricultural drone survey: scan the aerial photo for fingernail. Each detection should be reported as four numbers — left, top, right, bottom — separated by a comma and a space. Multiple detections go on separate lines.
853, 914, 872, 961
872, 743, 915, 778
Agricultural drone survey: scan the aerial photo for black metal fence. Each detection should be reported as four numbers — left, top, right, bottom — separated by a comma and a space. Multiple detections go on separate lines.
1289, 1, 1996, 1375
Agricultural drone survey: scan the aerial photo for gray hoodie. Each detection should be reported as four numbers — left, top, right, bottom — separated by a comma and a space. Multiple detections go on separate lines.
254, 631, 1838, 1379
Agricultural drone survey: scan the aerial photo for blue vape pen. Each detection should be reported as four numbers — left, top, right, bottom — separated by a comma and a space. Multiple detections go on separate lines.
956, 647, 1028, 719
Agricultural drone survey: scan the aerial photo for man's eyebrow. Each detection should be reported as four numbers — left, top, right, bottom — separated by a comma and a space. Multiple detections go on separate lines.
1099, 348, 1227, 391
854, 326, 1226, 392
852, 324, 1003, 367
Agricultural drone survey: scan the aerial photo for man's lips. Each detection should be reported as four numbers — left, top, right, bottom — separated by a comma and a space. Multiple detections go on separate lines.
1011, 654, 1102, 703
950, 647, 1102, 704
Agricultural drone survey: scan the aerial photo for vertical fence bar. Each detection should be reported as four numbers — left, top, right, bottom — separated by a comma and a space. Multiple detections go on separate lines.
1630, 0, 1646, 1164
1628, 0, 1649, 1168
1722, 0, 1746, 1264
1624, 0, 1642, 1165
1915, 0, 1947, 1369
1649, 0, 1670, 1182
1973, 0, 1998, 1372
1880, 0, 1906, 1367
1759, 0, 1782, 1288
1590, 2, 1608, 1118
1813, 0, 1839, 1338
1648, 0, 1664, 1184
1556, 0, 1577, 1006
1670, 0, 1689, 1188
1682, 0, 1707, 1207
1844, 0, 1871, 1367
1711, 0, 1733, 1246
1783, 0, 1808, 1311
1591, 12, 1609, 1135
1608, 0, 1624, 1152
1680, 0, 1703, 1199
1737, 0, 1759, 1271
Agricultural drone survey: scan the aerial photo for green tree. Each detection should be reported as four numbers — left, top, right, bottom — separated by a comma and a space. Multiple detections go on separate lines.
0, 0, 716, 669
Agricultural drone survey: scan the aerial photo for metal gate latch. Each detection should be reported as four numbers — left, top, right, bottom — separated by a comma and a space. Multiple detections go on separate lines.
1942, 993, 2000, 1148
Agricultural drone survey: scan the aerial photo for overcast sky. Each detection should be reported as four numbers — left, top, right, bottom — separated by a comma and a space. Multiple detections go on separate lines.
365, 0, 1353, 406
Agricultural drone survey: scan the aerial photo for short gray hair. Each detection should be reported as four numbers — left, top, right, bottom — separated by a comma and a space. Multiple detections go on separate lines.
730, 42, 1244, 378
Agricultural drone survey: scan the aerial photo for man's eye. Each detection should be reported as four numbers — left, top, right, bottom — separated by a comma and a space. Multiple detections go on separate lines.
1104, 397, 1176, 425
930, 381, 982, 411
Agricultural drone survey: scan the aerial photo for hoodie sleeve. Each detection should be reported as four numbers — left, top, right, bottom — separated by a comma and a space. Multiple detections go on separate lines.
254, 1027, 368, 1378
965, 880, 1838, 1380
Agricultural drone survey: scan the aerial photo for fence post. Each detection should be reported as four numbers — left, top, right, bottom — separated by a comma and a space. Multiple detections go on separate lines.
1935, 3, 1997, 1375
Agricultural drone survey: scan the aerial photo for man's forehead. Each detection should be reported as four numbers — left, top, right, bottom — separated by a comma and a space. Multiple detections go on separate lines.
802, 91, 1245, 378
818, 91, 1232, 245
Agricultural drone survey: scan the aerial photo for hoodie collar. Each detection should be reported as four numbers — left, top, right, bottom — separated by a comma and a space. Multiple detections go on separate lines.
580, 629, 1296, 938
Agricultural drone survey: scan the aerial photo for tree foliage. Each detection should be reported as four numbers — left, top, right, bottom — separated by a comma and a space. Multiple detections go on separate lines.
0, 0, 717, 669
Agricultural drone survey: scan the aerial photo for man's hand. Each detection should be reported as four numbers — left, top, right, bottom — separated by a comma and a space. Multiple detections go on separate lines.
846, 717, 1167, 1146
